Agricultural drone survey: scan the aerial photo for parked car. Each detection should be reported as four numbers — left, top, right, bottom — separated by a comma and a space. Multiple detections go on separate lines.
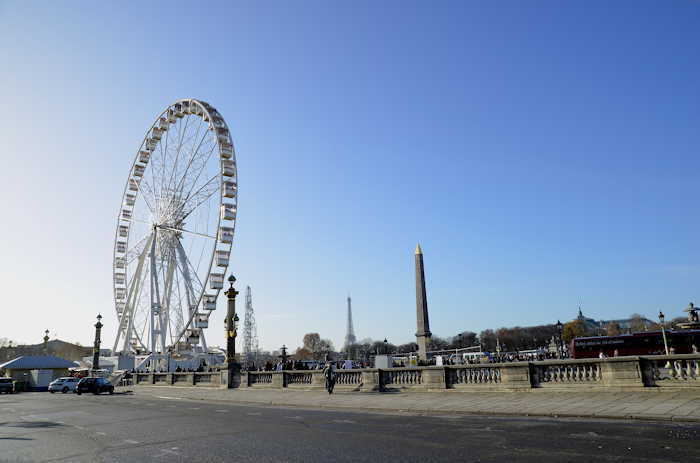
0, 378, 15, 394
75, 377, 114, 395
48, 377, 80, 394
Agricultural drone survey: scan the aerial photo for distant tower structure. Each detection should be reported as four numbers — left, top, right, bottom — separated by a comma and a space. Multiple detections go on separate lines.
242, 286, 260, 370
344, 295, 357, 351
415, 244, 432, 361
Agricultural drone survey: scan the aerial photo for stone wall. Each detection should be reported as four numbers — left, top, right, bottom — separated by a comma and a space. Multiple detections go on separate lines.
132, 354, 700, 391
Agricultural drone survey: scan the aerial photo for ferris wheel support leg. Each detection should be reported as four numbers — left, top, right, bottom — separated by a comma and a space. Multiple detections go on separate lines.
200, 331, 208, 352
114, 232, 154, 353
161, 250, 177, 352
174, 239, 201, 347
149, 228, 163, 357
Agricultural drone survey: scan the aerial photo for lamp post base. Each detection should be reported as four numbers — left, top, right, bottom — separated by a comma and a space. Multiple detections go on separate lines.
221, 362, 242, 389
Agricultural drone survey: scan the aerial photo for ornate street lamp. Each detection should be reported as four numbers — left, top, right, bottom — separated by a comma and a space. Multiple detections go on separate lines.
92, 314, 103, 373
556, 320, 563, 359
43, 329, 50, 354
383, 338, 388, 355
224, 275, 239, 365
658, 310, 672, 369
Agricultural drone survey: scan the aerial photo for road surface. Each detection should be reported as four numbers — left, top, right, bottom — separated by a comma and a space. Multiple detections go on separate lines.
1, 391, 698, 462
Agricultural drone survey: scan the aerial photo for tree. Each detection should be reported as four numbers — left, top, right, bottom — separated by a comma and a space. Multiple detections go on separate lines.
300, 333, 335, 361
370, 340, 396, 355
316, 339, 335, 360
479, 329, 497, 352
302, 333, 321, 352
396, 342, 418, 353
606, 323, 621, 336
449, 331, 477, 349
428, 336, 449, 351
562, 320, 587, 342
628, 314, 648, 333
294, 347, 314, 360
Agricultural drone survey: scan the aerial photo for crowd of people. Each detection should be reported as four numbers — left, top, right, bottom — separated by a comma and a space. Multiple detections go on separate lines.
245, 359, 370, 372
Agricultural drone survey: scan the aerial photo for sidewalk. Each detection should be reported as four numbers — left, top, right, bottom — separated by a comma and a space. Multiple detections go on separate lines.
125, 385, 700, 422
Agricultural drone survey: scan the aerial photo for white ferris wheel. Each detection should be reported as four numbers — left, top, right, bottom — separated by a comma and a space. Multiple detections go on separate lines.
112, 99, 237, 357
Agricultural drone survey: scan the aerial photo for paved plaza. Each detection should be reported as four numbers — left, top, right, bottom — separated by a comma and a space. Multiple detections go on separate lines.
2, 391, 700, 462
127, 385, 700, 422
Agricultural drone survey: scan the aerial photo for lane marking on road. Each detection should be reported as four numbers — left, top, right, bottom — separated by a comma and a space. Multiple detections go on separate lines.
156, 396, 183, 400
124, 439, 140, 444
189, 407, 200, 410
215, 409, 227, 413
286, 416, 303, 420
153, 448, 180, 457
74, 425, 86, 430
96, 432, 107, 436
332, 419, 357, 424
246, 412, 261, 416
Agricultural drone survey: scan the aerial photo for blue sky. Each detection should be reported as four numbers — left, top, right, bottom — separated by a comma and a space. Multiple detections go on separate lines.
1, 1, 698, 351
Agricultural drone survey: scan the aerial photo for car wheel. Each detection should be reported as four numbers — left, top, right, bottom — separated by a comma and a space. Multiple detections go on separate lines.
62, 387, 69, 394
109, 388, 114, 395
76, 391, 81, 395
50, 390, 55, 394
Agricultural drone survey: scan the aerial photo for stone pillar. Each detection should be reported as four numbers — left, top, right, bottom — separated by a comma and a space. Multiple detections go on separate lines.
500, 363, 532, 390
311, 370, 326, 390
360, 369, 380, 392
272, 372, 284, 389
421, 367, 446, 390
414, 244, 432, 362
601, 358, 645, 388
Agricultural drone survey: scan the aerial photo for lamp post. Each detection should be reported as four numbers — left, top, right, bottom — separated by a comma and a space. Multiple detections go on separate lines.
92, 314, 103, 373
658, 311, 670, 355
43, 330, 49, 355
658, 310, 672, 369
224, 275, 239, 366
556, 320, 563, 359
383, 338, 388, 355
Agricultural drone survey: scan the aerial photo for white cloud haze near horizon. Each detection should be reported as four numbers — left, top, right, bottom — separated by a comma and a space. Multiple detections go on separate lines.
1, 1, 699, 352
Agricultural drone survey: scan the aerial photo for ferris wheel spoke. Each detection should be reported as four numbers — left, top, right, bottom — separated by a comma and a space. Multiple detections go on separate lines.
171, 116, 205, 193
175, 238, 204, 302
156, 224, 217, 240
170, 126, 215, 204
173, 173, 219, 222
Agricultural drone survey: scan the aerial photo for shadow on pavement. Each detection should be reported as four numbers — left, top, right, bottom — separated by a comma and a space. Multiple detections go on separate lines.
0, 421, 64, 429
0, 437, 33, 440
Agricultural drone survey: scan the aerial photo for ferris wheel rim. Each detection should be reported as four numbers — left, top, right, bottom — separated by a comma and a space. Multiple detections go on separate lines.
112, 98, 237, 354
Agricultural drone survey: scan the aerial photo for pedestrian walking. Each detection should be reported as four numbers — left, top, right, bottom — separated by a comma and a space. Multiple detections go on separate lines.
323, 362, 335, 395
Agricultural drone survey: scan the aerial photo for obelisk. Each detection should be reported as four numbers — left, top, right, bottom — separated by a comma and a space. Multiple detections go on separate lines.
415, 244, 431, 361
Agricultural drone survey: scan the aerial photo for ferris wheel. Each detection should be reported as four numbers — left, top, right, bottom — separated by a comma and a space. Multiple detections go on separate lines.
112, 99, 237, 356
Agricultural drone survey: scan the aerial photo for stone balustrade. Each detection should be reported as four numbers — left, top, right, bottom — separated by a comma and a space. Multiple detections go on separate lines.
133, 371, 222, 387
131, 354, 700, 392
642, 354, 700, 387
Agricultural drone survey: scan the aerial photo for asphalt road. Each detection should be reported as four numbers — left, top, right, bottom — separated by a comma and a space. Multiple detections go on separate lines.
1, 391, 699, 462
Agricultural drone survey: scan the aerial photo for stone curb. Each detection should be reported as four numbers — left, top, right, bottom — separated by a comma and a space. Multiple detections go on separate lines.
125, 386, 700, 423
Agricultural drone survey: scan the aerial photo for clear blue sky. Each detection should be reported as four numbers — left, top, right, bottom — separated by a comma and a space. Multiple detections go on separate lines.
1, 1, 698, 351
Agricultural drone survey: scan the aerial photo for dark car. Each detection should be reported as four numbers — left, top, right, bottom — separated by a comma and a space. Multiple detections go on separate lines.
0, 378, 15, 394
75, 377, 114, 395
